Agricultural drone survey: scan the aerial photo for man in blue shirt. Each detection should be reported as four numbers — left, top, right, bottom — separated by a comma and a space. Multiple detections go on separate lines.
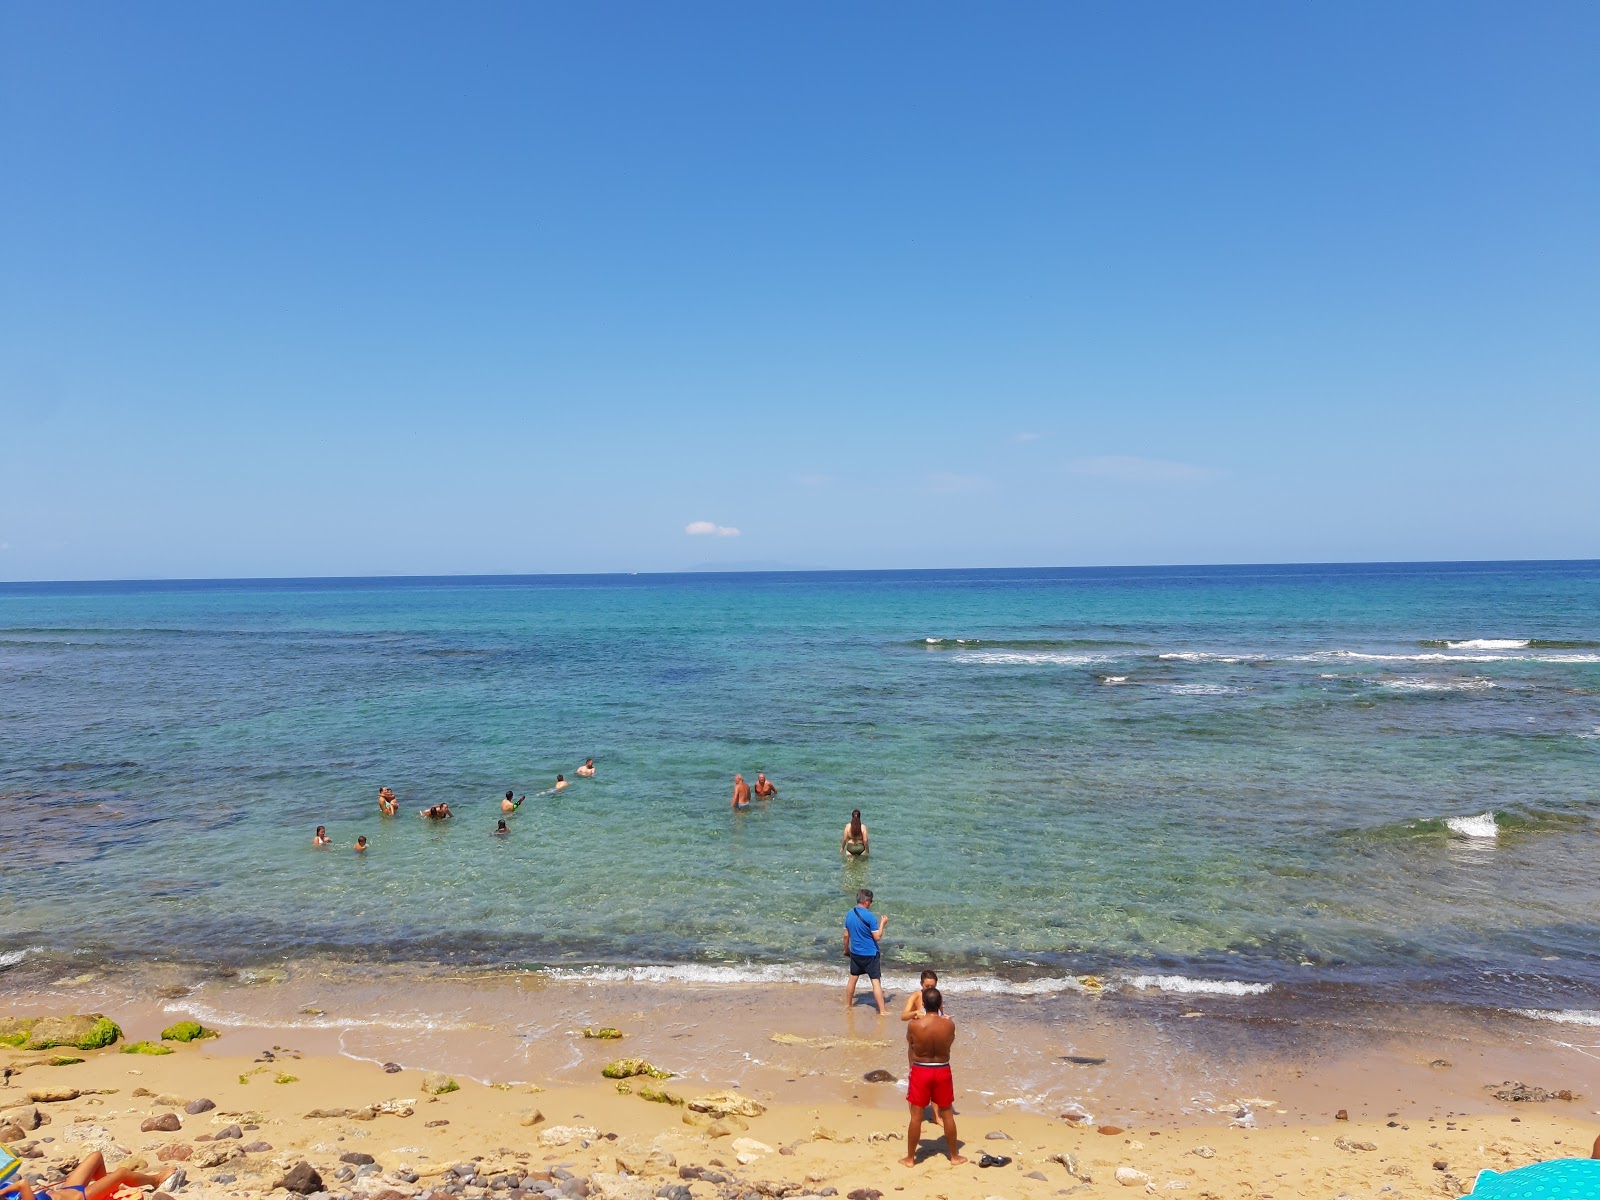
843, 887, 889, 1014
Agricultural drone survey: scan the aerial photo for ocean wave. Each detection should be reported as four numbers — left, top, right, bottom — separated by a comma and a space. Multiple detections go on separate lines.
1124, 974, 1272, 997
950, 651, 1111, 666
1100, 675, 1130, 685
1421, 639, 1600, 651
543, 962, 1104, 996
1513, 1008, 1600, 1026
0, 946, 41, 969
165, 998, 469, 1033
1445, 812, 1498, 839
918, 637, 1141, 651
1304, 650, 1600, 665
1158, 652, 1251, 663
1378, 677, 1496, 693
1167, 683, 1242, 695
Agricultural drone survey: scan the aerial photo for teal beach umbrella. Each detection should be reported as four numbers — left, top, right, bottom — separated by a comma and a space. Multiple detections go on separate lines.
1463, 1159, 1600, 1198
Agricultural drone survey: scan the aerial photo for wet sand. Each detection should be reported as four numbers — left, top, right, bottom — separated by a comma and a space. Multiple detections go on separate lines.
5, 965, 1600, 1198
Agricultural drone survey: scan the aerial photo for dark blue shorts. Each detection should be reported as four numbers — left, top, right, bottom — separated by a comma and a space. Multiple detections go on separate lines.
849, 953, 881, 979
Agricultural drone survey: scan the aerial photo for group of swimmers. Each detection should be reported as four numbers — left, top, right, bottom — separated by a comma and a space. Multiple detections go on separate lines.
311, 760, 598, 851
728, 771, 778, 808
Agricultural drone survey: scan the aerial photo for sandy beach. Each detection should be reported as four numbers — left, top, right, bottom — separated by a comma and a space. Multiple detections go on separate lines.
5, 977, 1599, 1200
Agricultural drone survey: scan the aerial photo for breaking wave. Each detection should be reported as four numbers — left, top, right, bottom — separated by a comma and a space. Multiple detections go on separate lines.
1124, 974, 1272, 996
1445, 812, 1499, 839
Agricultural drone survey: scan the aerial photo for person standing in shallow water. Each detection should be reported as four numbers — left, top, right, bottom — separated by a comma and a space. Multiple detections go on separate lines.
731, 773, 751, 809
843, 887, 888, 1014
841, 809, 869, 856
753, 772, 776, 798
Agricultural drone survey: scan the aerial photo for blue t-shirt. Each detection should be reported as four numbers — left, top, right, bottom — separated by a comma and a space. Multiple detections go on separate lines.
845, 905, 881, 957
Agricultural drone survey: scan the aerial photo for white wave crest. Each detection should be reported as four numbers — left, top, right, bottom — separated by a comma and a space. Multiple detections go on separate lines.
1168, 683, 1241, 695
1158, 652, 1251, 663
165, 998, 466, 1033
1447, 639, 1530, 650
1513, 1009, 1600, 1026
543, 962, 1103, 996
1124, 974, 1272, 997
1101, 675, 1129, 685
1302, 650, 1600, 665
1445, 812, 1498, 839
952, 651, 1109, 666
0, 947, 41, 969
1379, 677, 1496, 692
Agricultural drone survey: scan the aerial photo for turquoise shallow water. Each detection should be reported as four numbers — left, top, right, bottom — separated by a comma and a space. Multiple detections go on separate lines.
2, 562, 1597, 1012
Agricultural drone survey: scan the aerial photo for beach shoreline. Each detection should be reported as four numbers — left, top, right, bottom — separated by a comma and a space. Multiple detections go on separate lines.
2, 994, 1597, 1200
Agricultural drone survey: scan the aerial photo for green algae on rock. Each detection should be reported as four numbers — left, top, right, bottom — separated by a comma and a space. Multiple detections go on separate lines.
601, 1058, 672, 1080
160, 1021, 217, 1043
2, 1015, 123, 1051
121, 1040, 174, 1056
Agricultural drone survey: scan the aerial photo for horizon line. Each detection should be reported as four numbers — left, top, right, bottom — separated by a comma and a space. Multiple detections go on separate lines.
2, 555, 1597, 589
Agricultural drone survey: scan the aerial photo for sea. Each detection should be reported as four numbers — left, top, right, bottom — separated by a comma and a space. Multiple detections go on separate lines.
3, 560, 1599, 1030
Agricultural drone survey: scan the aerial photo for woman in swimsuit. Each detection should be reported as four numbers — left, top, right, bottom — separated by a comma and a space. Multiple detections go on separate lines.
1, 1151, 177, 1200
841, 809, 869, 857
378, 787, 398, 816
313, 825, 331, 846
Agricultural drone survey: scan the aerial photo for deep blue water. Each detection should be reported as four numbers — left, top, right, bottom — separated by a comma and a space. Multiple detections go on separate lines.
2, 561, 1597, 1012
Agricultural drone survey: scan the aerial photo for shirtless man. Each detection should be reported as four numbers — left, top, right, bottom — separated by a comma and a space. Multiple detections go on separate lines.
500, 789, 525, 813
900, 987, 965, 1167
753, 772, 777, 798
553, 774, 569, 793
577, 758, 596, 777
378, 787, 398, 816
731, 773, 751, 809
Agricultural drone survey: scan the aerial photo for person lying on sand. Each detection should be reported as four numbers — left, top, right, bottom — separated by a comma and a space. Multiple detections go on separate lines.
902, 969, 939, 1021
577, 758, 596, 777
1, 1151, 178, 1200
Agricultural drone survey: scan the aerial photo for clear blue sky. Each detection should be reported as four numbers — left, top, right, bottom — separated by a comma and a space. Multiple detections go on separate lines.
2, 2, 1595, 579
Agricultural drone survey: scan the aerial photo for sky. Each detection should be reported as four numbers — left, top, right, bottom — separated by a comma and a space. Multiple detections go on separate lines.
1, 2, 1596, 580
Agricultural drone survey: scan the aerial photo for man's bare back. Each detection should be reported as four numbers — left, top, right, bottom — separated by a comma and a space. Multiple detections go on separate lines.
906, 1011, 955, 1064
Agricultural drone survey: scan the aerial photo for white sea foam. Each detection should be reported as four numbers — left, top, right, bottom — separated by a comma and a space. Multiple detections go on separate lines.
952, 651, 1109, 666
1447, 639, 1530, 650
1301, 650, 1600, 665
165, 998, 466, 1033
1167, 683, 1241, 695
544, 962, 1103, 996
1101, 675, 1129, 685
1444, 812, 1498, 839
1379, 677, 1496, 692
0, 947, 41, 969
1158, 652, 1250, 663
1124, 974, 1272, 997
1513, 1009, 1600, 1026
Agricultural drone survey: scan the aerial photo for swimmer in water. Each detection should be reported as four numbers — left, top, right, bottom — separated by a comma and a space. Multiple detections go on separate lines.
841, 809, 869, 857
378, 787, 398, 816
500, 789, 525, 812
576, 758, 596, 777
753, 772, 777, 799
354, 835, 368, 852
731, 773, 751, 809
494, 819, 510, 836
553, 774, 568, 792
420, 803, 453, 820
313, 825, 331, 847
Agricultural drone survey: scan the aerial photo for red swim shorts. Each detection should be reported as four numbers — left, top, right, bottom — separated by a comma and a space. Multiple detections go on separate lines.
907, 1062, 954, 1109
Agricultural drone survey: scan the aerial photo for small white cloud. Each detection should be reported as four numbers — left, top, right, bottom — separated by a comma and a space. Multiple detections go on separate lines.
927, 472, 988, 495
686, 520, 741, 537
1013, 431, 1045, 443
1068, 455, 1219, 484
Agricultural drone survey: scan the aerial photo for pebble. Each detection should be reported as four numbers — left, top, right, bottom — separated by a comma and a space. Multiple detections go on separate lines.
183, 1099, 216, 1115
985, 1130, 1012, 1140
